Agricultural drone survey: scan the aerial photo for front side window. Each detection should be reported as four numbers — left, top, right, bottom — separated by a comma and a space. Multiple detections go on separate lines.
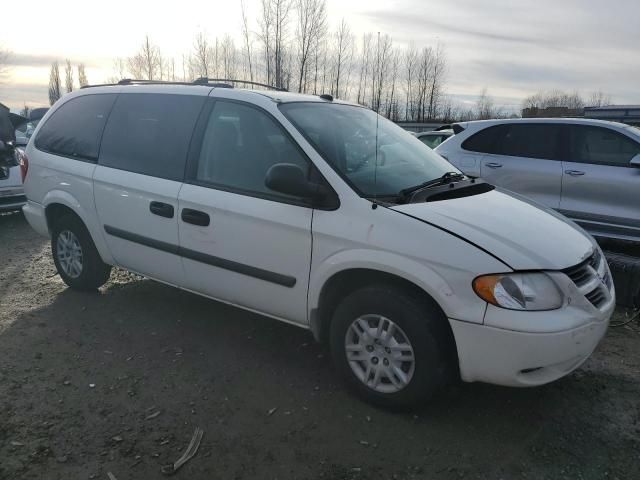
35, 94, 117, 161
99, 93, 204, 181
569, 125, 640, 166
279, 102, 455, 197
192, 100, 310, 199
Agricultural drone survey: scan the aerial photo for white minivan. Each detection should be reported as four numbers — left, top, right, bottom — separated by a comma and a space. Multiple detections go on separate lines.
22, 81, 615, 408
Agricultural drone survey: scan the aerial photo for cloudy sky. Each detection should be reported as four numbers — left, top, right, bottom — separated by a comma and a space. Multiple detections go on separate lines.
0, 0, 638, 111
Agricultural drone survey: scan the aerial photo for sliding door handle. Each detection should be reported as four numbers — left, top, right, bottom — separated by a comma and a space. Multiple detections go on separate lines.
565, 170, 585, 176
485, 162, 503, 169
149, 201, 174, 218
181, 208, 210, 227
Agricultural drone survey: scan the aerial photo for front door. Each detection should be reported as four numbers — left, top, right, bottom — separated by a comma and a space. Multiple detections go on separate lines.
560, 124, 640, 239
479, 123, 563, 208
178, 99, 314, 324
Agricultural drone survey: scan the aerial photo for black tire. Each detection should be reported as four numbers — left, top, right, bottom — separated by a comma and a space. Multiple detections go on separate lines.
329, 285, 452, 409
51, 214, 111, 291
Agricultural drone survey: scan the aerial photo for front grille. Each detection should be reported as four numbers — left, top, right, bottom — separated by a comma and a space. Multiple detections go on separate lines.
585, 287, 607, 308
564, 262, 592, 287
563, 250, 611, 310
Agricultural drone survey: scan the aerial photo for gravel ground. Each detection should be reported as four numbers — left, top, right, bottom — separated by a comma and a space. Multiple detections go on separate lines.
1, 210, 639, 480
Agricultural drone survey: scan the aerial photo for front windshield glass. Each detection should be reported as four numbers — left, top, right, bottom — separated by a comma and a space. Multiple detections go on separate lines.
279, 102, 458, 197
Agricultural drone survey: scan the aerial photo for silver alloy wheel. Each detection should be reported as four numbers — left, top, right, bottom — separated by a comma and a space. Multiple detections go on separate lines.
56, 230, 83, 279
345, 314, 416, 394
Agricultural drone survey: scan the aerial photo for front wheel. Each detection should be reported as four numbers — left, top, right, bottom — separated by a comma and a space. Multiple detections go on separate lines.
51, 214, 111, 291
329, 285, 452, 409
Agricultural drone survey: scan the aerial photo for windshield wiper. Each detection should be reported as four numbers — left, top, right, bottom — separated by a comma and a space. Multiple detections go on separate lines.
399, 171, 466, 200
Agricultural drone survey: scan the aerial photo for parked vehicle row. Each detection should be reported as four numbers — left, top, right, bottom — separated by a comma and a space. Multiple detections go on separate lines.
0, 108, 47, 212
22, 82, 614, 407
436, 118, 640, 243
415, 129, 454, 149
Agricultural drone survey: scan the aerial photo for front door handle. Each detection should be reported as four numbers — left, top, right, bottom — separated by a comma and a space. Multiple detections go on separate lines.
149, 201, 174, 218
181, 208, 210, 227
485, 162, 503, 169
565, 170, 586, 176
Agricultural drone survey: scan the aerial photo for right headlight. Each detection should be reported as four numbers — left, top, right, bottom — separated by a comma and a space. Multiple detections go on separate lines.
473, 272, 564, 311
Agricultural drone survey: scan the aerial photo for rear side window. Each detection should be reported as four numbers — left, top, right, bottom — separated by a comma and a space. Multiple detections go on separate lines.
569, 125, 640, 166
461, 125, 507, 154
500, 124, 560, 160
99, 93, 204, 181
35, 94, 117, 161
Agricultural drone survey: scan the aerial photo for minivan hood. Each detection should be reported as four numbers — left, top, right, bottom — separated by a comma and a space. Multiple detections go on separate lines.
391, 189, 594, 270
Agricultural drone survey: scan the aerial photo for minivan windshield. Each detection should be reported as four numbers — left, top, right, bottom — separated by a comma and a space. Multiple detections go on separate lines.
279, 102, 458, 198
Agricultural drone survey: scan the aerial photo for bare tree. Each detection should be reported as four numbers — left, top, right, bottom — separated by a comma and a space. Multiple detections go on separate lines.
64, 59, 74, 93
330, 19, 353, 98
272, 0, 293, 88
258, 0, 294, 87
258, 0, 274, 85
191, 32, 213, 79
356, 33, 372, 105
385, 49, 401, 120
107, 58, 128, 83
128, 35, 162, 80
295, 0, 326, 93
77, 64, 88, 87
48, 62, 62, 106
587, 90, 612, 107
415, 47, 433, 121
426, 44, 446, 120
220, 35, 238, 79
476, 87, 503, 120
240, 0, 255, 82
403, 44, 418, 121
523, 89, 584, 111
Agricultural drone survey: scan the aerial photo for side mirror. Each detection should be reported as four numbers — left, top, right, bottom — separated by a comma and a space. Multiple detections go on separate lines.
265, 163, 336, 208
630, 154, 640, 168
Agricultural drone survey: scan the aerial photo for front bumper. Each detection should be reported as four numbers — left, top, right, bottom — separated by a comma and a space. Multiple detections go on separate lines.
22, 200, 49, 236
449, 297, 614, 387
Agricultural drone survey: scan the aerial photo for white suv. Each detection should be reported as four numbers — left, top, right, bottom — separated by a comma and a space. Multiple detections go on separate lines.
22, 81, 615, 408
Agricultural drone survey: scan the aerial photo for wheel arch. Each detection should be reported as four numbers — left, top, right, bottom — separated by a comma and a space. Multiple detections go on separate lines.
310, 265, 460, 377
43, 190, 115, 265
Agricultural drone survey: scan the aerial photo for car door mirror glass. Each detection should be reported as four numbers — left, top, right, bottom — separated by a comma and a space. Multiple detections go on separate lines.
265, 163, 319, 198
265, 163, 338, 209
630, 154, 640, 168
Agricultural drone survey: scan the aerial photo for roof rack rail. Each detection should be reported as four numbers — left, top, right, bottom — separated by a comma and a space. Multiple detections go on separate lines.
193, 77, 288, 92
81, 79, 200, 89
81, 78, 288, 92
117, 78, 196, 86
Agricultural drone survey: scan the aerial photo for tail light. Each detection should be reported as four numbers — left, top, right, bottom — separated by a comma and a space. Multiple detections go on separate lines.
19, 151, 29, 183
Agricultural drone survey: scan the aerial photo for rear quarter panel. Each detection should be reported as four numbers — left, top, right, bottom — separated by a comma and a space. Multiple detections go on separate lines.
24, 145, 115, 265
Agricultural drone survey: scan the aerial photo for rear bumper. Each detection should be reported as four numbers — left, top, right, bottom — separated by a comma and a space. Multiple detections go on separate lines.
0, 194, 26, 211
22, 200, 49, 236
450, 305, 612, 387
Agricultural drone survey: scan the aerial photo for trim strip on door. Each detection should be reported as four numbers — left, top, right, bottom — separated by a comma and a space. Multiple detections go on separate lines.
104, 225, 297, 288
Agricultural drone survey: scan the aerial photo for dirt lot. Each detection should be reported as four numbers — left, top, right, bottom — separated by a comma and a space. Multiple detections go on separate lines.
0, 211, 639, 480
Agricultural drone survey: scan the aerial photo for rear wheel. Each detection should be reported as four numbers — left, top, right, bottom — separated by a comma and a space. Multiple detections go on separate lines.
330, 285, 451, 409
51, 214, 111, 291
